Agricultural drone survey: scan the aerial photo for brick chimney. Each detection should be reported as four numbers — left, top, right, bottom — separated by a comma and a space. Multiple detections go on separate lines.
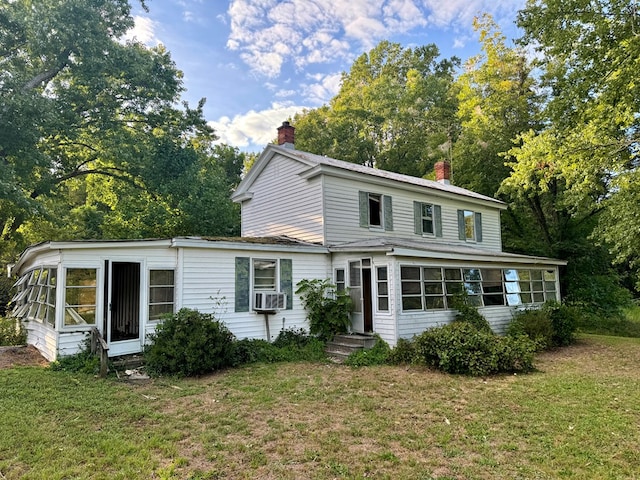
277, 121, 295, 149
434, 161, 451, 184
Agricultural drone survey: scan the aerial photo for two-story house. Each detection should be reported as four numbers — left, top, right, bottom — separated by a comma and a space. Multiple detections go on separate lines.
8, 122, 565, 361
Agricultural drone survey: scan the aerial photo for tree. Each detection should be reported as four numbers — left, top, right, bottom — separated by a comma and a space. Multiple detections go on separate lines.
501, 0, 638, 305
0, 0, 219, 263
293, 41, 459, 178
453, 14, 539, 198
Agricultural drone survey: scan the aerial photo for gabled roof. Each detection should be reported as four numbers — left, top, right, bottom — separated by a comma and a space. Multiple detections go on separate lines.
329, 237, 567, 265
232, 144, 506, 209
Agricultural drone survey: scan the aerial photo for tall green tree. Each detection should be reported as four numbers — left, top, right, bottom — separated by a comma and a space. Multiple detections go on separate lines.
0, 0, 229, 264
453, 14, 539, 198
293, 41, 459, 178
501, 0, 638, 305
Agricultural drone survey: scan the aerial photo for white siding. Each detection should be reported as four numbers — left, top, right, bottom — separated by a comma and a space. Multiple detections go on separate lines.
25, 321, 58, 361
180, 246, 331, 341
241, 153, 325, 243
323, 176, 503, 251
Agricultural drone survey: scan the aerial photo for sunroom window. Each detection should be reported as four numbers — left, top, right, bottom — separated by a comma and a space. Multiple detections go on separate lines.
64, 268, 97, 326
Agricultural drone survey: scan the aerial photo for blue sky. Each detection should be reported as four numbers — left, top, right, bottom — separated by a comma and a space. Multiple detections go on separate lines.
125, 0, 527, 151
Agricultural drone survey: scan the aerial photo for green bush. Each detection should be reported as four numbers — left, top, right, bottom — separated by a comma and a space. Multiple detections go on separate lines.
232, 329, 327, 366
507, 309, 555, 351
50, 338, 100, 375
0, 316, 26, 346
296, 279, 352, 341
232, 338, 284, 365
271, 328, 312, 349
344, 335, 390, 367
450, 293, 493, 333
414, 322, 536, 376
144, 308, 235, 377
543, 301, 579, 347
388, 338, 417, 365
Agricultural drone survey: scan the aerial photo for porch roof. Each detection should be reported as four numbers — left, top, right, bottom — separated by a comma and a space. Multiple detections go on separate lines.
328, 237, 567, 266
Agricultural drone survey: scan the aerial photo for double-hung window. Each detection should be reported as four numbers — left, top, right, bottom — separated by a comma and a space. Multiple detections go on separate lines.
359, 191, 393, 231
234, 257, 293, 312
414, 202, 442, 237
457, 210, 482, 242
149, 270, 175, 321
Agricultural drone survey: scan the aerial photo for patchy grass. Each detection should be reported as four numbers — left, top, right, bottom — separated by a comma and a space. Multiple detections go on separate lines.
1, 334, 640, 479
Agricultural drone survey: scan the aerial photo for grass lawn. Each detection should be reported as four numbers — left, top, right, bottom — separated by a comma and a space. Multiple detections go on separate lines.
1, 334, 639, 479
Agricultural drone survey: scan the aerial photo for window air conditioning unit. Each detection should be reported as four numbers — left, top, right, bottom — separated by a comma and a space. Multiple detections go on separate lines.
254, 292, 286, 311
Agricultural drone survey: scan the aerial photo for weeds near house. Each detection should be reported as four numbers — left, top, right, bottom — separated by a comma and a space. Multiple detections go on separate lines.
1, 335, 639, 479
0, 316, 26, 346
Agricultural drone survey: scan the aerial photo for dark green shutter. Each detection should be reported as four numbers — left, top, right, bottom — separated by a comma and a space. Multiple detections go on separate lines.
235, 257, 250, 312
434, 205, 442, 237
413, 201, 422, 235
457, 210, 466, 240
475, 212, 483, 242
359, 191, 368, 228
383, 195, 393, 231
279, 259, 293, 310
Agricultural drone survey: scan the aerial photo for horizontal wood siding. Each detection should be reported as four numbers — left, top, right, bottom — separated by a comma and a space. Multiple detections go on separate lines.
241, 154, 325, 243
180, 247, 330, 341
324, 176, 503, 251
25, 321, 58, 361
58, 331, 91, 358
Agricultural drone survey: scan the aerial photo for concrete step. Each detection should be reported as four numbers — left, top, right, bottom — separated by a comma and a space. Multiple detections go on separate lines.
325, 334, 376, 362
330, 333, 377, 348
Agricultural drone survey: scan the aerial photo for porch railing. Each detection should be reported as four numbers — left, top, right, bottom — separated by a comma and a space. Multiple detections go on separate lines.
90, 327, 109, 378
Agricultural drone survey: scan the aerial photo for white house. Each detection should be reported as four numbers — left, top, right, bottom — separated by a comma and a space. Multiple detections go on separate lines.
8, 122, 565, 361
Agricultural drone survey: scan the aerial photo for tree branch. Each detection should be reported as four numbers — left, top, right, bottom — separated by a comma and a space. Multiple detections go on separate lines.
21, 48, 72, 92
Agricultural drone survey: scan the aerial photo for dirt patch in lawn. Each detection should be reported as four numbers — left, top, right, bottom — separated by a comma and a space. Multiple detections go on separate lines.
0, 345, 49, 369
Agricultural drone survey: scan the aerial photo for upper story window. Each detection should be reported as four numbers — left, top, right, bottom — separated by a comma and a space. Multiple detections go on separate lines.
457, 209, 483, 242
414, 202, 442, 237
359, 191, 393, 231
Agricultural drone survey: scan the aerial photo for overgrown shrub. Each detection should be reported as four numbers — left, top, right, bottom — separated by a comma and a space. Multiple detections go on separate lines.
450, 293, 493, 333
388, 338, 417, 365
232, 338, 284, 365
507, 309, 555, 351
344, 335, 390, 367
50, 338, 100, 374
0, 316, 26, 346
144, 308, 235, 376
232, 329, 327, 365
413, 322, 536, 376
543, 301, 579, 347
296, 279, 352, 341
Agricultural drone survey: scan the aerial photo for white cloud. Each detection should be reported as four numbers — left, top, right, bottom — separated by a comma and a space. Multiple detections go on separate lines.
209, 102, 309, 149
122, 16, 159, 45
226, 0, 526, 78
301, 72, 342, 105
